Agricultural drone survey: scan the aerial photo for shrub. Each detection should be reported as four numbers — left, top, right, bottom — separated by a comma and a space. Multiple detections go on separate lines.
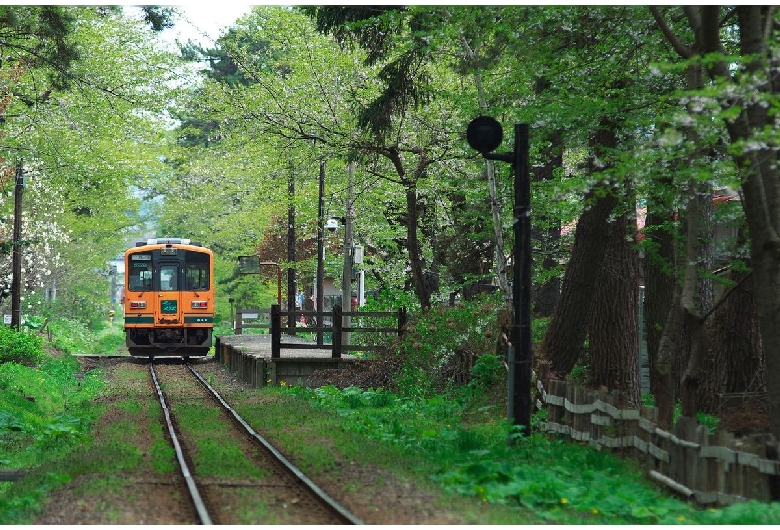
0, 327, 45, 366
394, 296, 502, 398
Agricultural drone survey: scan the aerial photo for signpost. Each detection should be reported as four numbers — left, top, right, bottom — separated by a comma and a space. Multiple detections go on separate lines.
238, 256, 282, 306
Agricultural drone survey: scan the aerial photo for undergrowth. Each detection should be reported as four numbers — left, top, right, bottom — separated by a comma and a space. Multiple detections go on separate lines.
282, 378, 780, 524
294, 293, 771, 522
0, 326, 106, 522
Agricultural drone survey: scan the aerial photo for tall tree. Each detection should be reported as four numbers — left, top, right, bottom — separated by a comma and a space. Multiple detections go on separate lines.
0, 6, 185, 322
652, 6, 780, 435
588, 204, 641, 404
541, 121, 621, 377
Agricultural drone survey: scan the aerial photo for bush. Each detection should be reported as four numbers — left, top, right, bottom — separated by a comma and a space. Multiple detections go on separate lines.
0, 327, 45, 366
305, 293, 510, 399
394, 296, 502, 398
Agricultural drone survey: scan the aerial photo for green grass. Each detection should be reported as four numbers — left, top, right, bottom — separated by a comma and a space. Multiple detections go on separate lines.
0, 321, 776, 524
0, 358, 173, 523
249, 383, 780, 525
174, 403, 269, 479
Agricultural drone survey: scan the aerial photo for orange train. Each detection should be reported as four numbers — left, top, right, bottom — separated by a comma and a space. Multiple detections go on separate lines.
123, 238, 215, 358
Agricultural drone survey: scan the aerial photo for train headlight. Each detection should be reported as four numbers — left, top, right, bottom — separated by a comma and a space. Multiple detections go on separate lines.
130, 301, 147, 309
191, 301, 208, 309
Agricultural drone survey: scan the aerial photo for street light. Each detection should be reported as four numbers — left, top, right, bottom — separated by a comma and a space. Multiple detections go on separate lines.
467, 116, 532, 438
324, 214, 354, 346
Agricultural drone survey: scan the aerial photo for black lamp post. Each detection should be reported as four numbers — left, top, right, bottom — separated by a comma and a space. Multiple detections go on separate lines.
467, 116, 532, 437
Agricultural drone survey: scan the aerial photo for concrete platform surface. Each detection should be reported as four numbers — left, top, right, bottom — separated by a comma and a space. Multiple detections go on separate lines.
216, 333, 358, 359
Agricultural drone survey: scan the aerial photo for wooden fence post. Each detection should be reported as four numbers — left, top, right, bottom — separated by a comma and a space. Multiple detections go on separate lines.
270, 304, 281, 359
332, 305, 342, 358
397, 306, 407, 337
235, 305, 243, 335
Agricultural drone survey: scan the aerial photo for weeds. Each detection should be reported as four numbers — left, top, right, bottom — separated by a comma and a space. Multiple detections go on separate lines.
281, 376, 779, 524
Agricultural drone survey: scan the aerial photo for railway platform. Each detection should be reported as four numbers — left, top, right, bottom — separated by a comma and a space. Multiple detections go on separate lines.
214, 333, 364, 388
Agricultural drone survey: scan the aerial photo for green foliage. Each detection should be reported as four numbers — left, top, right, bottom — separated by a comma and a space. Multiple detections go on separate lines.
40, 317, 123, 355
393, 296, 502, 398
642, 394, 720, 434
0, 6, 79, 92
568, 364, 590, 386
467, 354, 504, 391
531, 317, 551, 344
362, 288, 420, 312
0, 352, 103, 478
0, 328, 45, 367
96, 330, 125, 355
45, 319, 95, 355
281, 383, 778, 524
704, 500, 780, 524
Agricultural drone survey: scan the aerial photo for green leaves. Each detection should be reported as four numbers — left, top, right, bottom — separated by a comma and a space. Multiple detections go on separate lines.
0, 327, 44, 367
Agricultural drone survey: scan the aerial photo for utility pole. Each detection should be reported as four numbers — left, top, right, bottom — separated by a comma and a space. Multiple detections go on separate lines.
11, 162, 24, 330
316, 160, 325, 346
341, 162, 354, 347
287, 163, 296, 335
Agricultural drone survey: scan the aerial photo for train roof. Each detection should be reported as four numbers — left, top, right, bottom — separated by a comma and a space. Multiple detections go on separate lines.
135, 238, 202, 247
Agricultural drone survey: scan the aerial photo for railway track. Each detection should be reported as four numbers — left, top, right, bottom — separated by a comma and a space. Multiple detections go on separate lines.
149, 359, 363, 525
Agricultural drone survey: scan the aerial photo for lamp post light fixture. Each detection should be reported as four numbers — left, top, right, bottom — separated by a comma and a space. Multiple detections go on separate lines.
467, 116, 532, 439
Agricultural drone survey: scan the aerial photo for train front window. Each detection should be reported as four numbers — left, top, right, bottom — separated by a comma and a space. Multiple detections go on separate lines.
128, 252, 153, 291
185, 252, 209, 291
159, 264, 179, 291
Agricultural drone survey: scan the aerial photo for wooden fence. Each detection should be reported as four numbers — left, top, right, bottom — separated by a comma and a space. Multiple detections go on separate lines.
235, 304, 407, 359
234, 306, 270, 334
543, 379, 780, 506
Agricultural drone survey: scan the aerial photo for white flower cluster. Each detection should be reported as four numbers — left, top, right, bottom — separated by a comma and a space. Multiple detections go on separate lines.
0, 166, 69, 294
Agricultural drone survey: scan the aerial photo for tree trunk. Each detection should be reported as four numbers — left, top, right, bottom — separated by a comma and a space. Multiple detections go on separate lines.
541, 119, 619, 377
677, 177, 709, 420
642, 196, 678, 397
721, 272, 765, 394
588, 210, 641, 405
654, 290, 684, 429
531, 130, 563, 317
655, 176, 709, 427
405, 183, 432, 310
701, 269, 765, 414
385, 148, 433, 310
699, 5, 780, 436
287, 167, 296, 334
458, 34, 513, 309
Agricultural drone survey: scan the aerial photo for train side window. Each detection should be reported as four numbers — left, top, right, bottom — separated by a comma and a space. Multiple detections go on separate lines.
185, 252, 210, 291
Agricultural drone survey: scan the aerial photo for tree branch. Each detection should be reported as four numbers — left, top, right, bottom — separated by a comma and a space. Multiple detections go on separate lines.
649, 6, 693, 59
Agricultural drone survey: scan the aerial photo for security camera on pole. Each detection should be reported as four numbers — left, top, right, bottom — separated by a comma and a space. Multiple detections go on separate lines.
325, 218, 339, 232
467, 116, 532, 440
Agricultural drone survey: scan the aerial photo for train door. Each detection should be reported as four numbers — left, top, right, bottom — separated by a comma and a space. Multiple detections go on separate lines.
157, 261, 183, 325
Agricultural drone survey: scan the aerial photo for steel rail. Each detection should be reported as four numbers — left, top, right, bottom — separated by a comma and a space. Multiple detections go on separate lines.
187, 363, 364, 525
149, 363, 213, 525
